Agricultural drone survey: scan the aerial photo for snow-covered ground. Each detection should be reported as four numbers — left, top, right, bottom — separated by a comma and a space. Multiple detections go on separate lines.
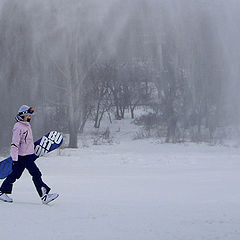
1, 118, 240, 240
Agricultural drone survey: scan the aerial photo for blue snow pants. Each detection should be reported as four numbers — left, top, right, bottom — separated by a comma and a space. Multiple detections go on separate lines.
0, 154, 50, 197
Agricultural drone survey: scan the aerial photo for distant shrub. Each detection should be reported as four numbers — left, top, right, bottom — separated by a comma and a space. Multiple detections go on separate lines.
92, 127, 114, 145
133, 127, 152, 140
133, 113, 165, 140
133, 113, 161, 130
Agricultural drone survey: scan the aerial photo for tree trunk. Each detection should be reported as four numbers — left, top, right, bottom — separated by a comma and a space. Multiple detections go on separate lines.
131, 108, 134, 119
107, 111, 112, 124
68, 121, 78, 148
115, 104, 121, 120
96, 111, 105, 128
68, 100, 79, 148
130, 104, 137, 119
165, 117, 177, 143
79, 114, 88, 134
120, 106, 125, 119
94, 101, 100, 128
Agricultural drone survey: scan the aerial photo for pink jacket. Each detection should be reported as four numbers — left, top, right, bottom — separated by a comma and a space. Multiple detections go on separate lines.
10, 121, 35, 161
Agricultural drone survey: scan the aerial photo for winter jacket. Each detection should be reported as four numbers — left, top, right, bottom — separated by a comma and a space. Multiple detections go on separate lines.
10, 121, 35, 161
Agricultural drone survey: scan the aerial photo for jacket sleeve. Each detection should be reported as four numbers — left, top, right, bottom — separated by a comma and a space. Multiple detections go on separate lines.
10, 125, 22, 161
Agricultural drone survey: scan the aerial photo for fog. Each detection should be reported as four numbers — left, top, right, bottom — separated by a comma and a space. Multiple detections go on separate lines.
0, 0, 240, 149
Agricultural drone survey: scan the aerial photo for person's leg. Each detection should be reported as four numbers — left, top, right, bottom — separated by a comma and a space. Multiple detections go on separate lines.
0, 158, 25, 194
25, 155, 51, 197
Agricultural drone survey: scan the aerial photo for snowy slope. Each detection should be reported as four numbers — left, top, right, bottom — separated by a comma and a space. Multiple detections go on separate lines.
1, 119, 240, 240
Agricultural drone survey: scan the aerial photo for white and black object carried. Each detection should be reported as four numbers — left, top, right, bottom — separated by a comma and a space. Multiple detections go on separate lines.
0, 131, 63, 179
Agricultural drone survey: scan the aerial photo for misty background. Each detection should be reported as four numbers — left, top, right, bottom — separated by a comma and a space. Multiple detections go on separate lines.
0, 0, 240, 150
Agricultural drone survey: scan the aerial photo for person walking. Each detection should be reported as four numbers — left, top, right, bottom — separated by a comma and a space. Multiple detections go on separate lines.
0, 105, 59, 204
